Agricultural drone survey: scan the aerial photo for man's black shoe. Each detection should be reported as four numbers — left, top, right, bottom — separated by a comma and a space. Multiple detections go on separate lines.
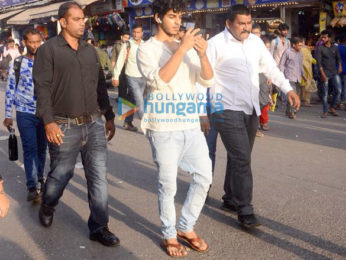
27, 188, 39, 201
238, 214, 261, 229
221, 201, 237, 212
90, 227, 120, 247
39, 205, 54, 227
123, 122, 138, 132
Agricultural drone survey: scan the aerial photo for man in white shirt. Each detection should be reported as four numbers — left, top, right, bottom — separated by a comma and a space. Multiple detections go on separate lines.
207, 5, 300, 228
137, 0, 214, 257
113, 24, 145, 132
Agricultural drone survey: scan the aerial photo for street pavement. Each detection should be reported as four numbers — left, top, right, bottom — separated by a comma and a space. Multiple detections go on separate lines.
0, 81, 345, 260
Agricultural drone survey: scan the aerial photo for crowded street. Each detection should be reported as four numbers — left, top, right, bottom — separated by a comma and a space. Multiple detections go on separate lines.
1, 0, 346, 259
1, 81, 345, 259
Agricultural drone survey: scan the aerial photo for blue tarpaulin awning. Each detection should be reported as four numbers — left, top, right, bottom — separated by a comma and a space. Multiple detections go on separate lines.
0, 0, 38, 8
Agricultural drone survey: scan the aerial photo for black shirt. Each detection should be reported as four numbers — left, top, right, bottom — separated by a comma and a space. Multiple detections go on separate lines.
316, 43, 341, 78
33, 34, 115, 124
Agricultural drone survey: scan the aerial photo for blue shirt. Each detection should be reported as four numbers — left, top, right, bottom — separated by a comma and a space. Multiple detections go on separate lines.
5, 56, 36, 118
338, 44, 346, 76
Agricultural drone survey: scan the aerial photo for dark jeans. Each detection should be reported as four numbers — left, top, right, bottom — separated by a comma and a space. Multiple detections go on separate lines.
321, 74, 342, 113
286, 81, 299, 115
211, 110, 258, 216
341, 75, 346, 103
16, 111, 47, 189
42, 117, 109, 233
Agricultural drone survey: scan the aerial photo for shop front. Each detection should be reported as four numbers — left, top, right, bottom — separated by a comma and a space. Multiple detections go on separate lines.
127, 0, 320, 39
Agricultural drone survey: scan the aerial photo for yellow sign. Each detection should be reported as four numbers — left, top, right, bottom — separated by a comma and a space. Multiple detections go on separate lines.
333, 1, 346, 17
319, 11, 327, 32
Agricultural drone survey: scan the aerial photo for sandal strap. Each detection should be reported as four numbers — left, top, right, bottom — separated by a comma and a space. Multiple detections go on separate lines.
178, 234, 202, 244
166, 243, 183, 250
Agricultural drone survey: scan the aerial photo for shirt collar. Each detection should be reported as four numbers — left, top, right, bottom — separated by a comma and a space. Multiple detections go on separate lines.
57, 33, 88, 48
223, 27, 254, 43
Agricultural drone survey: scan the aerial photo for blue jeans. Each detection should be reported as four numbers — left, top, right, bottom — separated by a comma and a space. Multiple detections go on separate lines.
321, 74, 342, 113
147, 128, 212, 239
125, 75, 146, 123
16, 111, 47, 189
42, 117, 109, 233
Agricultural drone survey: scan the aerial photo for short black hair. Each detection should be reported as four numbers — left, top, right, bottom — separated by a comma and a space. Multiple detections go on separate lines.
58, 1, 83, 19
132, 23, 143, 30
8, 39, 15, 44
22, 28, 42, 41
227, 4, 251, 23
252, 23, 261, 30
152, 0, 186, 19
321, 30, 332, 38
122, 30, 130, 36
278, 23, 289, 31
291, 37, 303, 45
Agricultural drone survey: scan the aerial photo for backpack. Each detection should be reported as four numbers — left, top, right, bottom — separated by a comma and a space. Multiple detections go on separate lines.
272, 37, 290, 58
0, 54, 12, 70
12, 56, 23, 89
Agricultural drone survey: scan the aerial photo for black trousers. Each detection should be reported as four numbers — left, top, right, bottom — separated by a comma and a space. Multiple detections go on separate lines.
118, 67, 128, 99
211, 109, 258, 216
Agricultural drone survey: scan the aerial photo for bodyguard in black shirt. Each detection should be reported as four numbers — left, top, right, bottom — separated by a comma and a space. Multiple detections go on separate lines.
33, 2, 119, 247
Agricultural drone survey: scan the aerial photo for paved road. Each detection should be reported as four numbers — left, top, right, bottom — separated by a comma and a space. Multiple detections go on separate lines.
0, 81, 345, 260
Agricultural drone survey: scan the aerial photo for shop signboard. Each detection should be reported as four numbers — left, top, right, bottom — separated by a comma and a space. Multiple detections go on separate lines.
0, 0, 36, 8
129, 0, 307, 18
127, 0, 153, 7
319, 11, 327, 32
333, 1, 345, 17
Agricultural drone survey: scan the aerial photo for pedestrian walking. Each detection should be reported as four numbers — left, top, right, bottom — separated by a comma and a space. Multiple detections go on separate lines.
3, 28, 47, 202
270, 23, 290, 65
279, 37, 305, 119
300, 39, 317, 107
137, 0, 214, 257
316, 30, 343, 118
337, 35, 346, 110
33, 2, 118, 247
113, 24, 145, 132
207, 4, 300, 228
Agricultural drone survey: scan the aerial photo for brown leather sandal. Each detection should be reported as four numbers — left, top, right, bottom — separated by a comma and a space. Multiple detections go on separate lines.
160, 240, 187, 258
177, 233, 209, 253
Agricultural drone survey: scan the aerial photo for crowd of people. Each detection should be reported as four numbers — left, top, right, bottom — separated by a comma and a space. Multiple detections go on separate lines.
0, 0, 345, 258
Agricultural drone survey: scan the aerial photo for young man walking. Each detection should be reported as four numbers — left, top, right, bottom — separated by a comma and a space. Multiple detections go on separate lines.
270, 23, 290, 65
137, 0, 214, 257
279, 37, 305, 119
207, 5, 300, 228
111, 31, 130, 103
33, 2, 118, 247
316, 30, 343, 118
113, 24, 145, 132
3, 28, 47, 201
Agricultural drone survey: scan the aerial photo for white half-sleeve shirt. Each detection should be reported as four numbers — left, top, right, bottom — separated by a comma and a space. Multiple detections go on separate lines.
207, 28, 292, 116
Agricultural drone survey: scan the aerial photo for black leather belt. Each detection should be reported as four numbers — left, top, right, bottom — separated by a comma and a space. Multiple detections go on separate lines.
55, 114, 99, 126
